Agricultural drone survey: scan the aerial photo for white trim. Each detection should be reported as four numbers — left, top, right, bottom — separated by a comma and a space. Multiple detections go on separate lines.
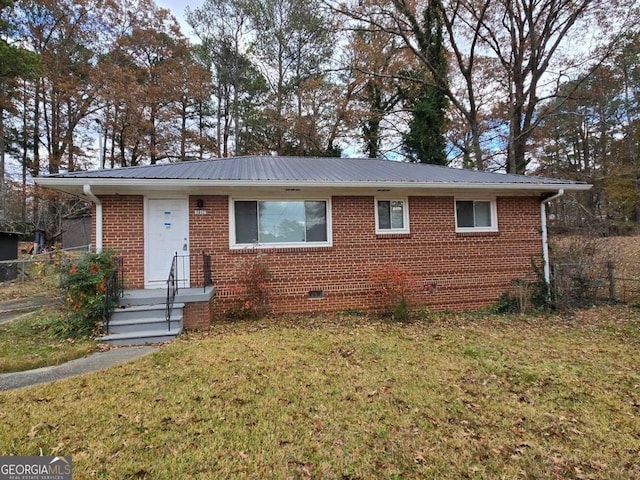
144, 196, 190, 288
229, 197, 333, 249
454, 197, 499, 233
36, 176, 593, 192
374, 197, 410, 234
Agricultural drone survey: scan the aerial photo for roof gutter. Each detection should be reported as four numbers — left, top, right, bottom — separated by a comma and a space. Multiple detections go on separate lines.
83, 184, 102, 252
541, 189, 564, 302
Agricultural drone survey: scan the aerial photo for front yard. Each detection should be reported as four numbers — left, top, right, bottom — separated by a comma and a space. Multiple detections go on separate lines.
0, 310, 96, 373
0, 306, 638, 479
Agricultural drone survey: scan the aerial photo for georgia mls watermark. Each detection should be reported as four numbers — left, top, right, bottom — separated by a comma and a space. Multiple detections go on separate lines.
0, 456, 72, 480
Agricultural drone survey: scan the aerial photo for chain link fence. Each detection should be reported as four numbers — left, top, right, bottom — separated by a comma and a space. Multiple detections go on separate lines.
0, 246, 91, 283
552, 261, 640, 308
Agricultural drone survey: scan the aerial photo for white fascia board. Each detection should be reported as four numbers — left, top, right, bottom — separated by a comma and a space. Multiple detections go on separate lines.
35, 176, 593, 193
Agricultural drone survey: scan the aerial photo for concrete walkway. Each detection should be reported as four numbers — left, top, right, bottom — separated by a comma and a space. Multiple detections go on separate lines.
0, 346, 157, 391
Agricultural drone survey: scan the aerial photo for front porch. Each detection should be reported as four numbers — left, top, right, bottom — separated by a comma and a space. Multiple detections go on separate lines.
100, 250, 215, 345
99, 286, 215, 345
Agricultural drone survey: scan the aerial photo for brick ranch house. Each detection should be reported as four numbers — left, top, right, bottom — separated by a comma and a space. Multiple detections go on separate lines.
36, 156, 590, 339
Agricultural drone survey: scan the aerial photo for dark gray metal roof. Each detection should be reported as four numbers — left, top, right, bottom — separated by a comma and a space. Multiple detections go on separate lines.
42, 155, 583, 185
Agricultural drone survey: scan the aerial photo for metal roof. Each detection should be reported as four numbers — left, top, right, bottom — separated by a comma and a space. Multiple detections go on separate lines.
40, 155, 584, 186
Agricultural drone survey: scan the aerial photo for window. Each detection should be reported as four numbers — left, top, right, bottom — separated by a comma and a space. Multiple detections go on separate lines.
232, 199, 330, 247
455, 199, 497, 232
375, 198, 410, 234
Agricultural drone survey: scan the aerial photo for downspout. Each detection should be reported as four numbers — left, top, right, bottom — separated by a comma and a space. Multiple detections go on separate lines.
541, 189, 564, 301
83, 184, 102, 252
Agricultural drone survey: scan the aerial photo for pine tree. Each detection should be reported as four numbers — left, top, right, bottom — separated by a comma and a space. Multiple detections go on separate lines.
402, 1, 448, 165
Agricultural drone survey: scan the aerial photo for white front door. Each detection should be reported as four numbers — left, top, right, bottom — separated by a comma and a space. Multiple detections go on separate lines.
145, 198, 190, 288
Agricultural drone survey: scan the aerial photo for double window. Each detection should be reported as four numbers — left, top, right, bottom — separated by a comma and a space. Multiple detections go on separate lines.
375, 198, 410, 234
455, 199, 497, 232
232, 199, 330, 247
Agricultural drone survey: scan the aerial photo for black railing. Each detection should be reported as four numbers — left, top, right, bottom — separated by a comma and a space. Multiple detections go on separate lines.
103, 256, 124, 333
165, 251, 213, 329
203, 251, 213, 292
166, 254, 178, 331
171, 251, 213, 292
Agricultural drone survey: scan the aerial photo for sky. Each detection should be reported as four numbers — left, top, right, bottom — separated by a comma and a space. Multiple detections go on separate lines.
155, 0, 203, 39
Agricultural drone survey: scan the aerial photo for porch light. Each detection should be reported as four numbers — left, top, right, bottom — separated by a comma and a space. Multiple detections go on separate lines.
194, 198, 207, 216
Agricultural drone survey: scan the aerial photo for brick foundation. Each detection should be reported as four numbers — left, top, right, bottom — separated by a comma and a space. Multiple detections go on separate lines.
183, 299, 214, 330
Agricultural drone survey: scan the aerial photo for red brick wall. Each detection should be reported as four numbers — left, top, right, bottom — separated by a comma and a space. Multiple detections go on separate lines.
98, 195, 145, 289
183, 299, 213, 330
190, 195, 542, 314
96, 194, 543, 315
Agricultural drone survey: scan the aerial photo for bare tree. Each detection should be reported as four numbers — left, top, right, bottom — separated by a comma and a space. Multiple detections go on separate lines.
333, 0, 640, 172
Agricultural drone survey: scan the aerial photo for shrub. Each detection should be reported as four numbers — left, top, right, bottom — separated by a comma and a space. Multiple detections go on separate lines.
226, 255, 272, 320
370, 265, 411, 322
57, 250, 118, 338
491, 264, 550, 314
490, 291, 521, 314
392, 297, 410, 322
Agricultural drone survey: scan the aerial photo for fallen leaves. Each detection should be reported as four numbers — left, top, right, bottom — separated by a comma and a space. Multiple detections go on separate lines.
27, 422, 52, 438
1, 307, 638, 479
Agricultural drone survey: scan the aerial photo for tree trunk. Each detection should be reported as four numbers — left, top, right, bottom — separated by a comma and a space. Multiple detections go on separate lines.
21, 80, 29, 225
33, 81, 40, 177
67, 99, 74, 172
470, 119, 484, 170
150, 104, 157, 164
365, 117, 380, 158
198, 100, 205, 160
0, 104, 5, 212
180, 100, 187, 161
216, 84, 222, 158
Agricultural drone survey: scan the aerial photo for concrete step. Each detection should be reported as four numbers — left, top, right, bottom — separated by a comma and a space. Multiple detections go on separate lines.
120, 287, 215, 307
98, 328, 183, 346
107, 315, 183, 334
102, 301, 185, 345
110, 303, 184, 323
119, 290, 167, 307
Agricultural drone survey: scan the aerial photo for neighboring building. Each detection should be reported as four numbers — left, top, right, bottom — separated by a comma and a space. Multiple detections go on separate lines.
36, 156, 590, 329
62, 216, 92, 250
0, 231, 21, 282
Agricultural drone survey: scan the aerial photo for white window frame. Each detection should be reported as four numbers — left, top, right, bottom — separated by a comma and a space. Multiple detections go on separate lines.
454, 198, 498, 233
375, 197, 410, 234
229, 197, 333, 249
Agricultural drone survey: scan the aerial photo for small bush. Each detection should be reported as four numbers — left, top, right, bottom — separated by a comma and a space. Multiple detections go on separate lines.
371, 265, 411, 322
491, 268, 550, 314
490, 291, 521, 314
226, 255, 272, 320
392, 297, 410, 322
57, 250, 118, 338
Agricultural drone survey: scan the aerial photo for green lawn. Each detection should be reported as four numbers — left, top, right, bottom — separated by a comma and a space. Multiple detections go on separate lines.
0, 307, 638, 479
0, 310, 96, 373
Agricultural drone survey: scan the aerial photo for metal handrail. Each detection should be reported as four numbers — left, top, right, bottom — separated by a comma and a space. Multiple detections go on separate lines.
103, 256, 124, 333
203, 251, 212, 292
165, 251, 212, 329
165, 253, 178, 331
170, 251, 213, 292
